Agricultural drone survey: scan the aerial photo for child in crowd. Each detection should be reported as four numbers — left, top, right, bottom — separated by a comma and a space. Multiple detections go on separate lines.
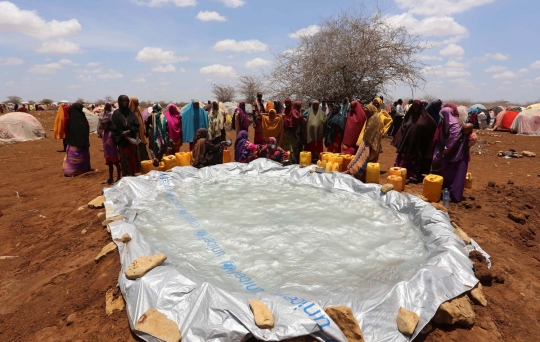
101, 118, 121, 184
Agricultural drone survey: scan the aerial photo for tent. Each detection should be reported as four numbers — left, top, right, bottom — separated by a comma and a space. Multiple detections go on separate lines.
83, 108, 99, 134
0, 112, 46, 143
467, 104, 490, 128
526, 103, 540, 110
510, 108, 540, 135
499, 110, 519, 131
457, 105, 468, 123
142, 107, 153, 122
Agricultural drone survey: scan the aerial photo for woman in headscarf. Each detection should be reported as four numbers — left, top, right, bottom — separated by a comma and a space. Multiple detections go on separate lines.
97, 102, 114, 138
130, 98, 150, 162
341, 100, 366, 155
253, 102, 267, 144
426, 99, 443, 124
373, 97, 393, 135
111, 95, 140, 177
324, 103, 346, 153
234, 102, 251, 137
191, 128, 227, 168
207, 101, 225, 144
234, 130, 260, 163
63, 103, 92, 177
146, 103, 172, 163
181, 100, 209, 151
274, 100, 284, 114
261, 109, 284, 145
164, 103, 182, 153
392, 99, 437, 183
304, 100, 326, 162
431, 104, 469, 202
281, 99, 304, 164
347, 104, 382, 181
260, 137, 289, 163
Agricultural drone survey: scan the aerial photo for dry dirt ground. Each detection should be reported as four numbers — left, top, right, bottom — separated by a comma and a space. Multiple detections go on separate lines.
0, 110, 539, 342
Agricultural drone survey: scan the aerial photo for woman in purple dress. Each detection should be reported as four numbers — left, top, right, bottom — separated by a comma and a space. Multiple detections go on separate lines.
431, 104, 469, 202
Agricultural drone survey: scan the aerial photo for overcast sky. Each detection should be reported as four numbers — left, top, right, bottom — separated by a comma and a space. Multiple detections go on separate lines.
1, 0, 539, 104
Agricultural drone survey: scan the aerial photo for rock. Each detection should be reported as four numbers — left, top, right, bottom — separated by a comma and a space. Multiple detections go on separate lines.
94, 242, 117, 263
487, 181, 496, 188
489, 213, 496, 218
66, 313, 77, 326
430, 202, 448, 213
469, 283, 488, 307
77, 206, 86, 211
324, 306, 365, 342
522, 151, 536, 157
134, 309, 181, 342
432, 295, 475, 327
507, 180, 514, 185
249, 300, 274, 329
102, 215, 123, 227
88, 195, 106, 209
525, 204, 535, 210
97, 212, 105, 218
125, 253, 167, 280
508, 212, 526, 225
81, 229, 87, 235
114, 233, 131, 243
381, 184, 394, 194
105, 288, 125, 316
106, 225, 111, 233
396, 307, 419, 336
452, 222, 471, 244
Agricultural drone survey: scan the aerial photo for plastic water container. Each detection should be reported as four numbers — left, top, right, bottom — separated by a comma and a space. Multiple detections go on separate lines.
321, 152, 329, 162
366, 162, 380, 184
325, 161, 333, 172
158, 161, 167, 172
141, 160, 157, 175
342, 154, 354, 170
300, 151, 312, 166
332, 162, 340, 172
423, 174, 444, 202
162, 155, 177, 170
175, 152, 192, 167
465, 172, 473, 189
387, 175, 403, 192
335, 156, 344, 167
389, 167, 407, 190
223, 149, 231, 163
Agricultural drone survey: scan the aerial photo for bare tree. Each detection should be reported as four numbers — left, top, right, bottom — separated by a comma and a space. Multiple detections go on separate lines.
211, 84, 236, 103
6, 96, 22, 104
76, 98, 85, 104
104, 95, 114, 103
41, 98, 53, 105
266, 6, 425, 103
237, 75, 264, 104
95, 99, 105, 106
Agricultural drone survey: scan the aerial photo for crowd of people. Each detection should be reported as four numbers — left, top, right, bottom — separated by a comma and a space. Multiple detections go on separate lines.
52, 93, 477, 202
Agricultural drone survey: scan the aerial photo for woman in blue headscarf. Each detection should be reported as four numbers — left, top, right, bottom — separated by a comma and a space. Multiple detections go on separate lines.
181, 100, 209, 151
324, 103, 346, 153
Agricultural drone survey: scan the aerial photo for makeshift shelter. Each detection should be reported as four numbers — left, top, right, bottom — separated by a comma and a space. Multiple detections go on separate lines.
142, 107, 153, 122
457, 105, 468, 123
510, 108, 540, 135
526, 103, 540, 110
83, 108, 99, 134
494, 110, 519, 131
103, 159, 485, 342
467, 104, 490, 128
0, 112, 46, 143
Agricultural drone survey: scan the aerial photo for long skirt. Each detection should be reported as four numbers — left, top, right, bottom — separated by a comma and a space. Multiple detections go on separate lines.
282, 128, 301, 164
120, 144, 138, 177
139, 143, 150, 161
63, 145, 91, 177
394, 153, 431, 184
441, 158, 468, 202
304, 140, 323, 162
347, 141, 376, 182
326, 131, 342, 153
